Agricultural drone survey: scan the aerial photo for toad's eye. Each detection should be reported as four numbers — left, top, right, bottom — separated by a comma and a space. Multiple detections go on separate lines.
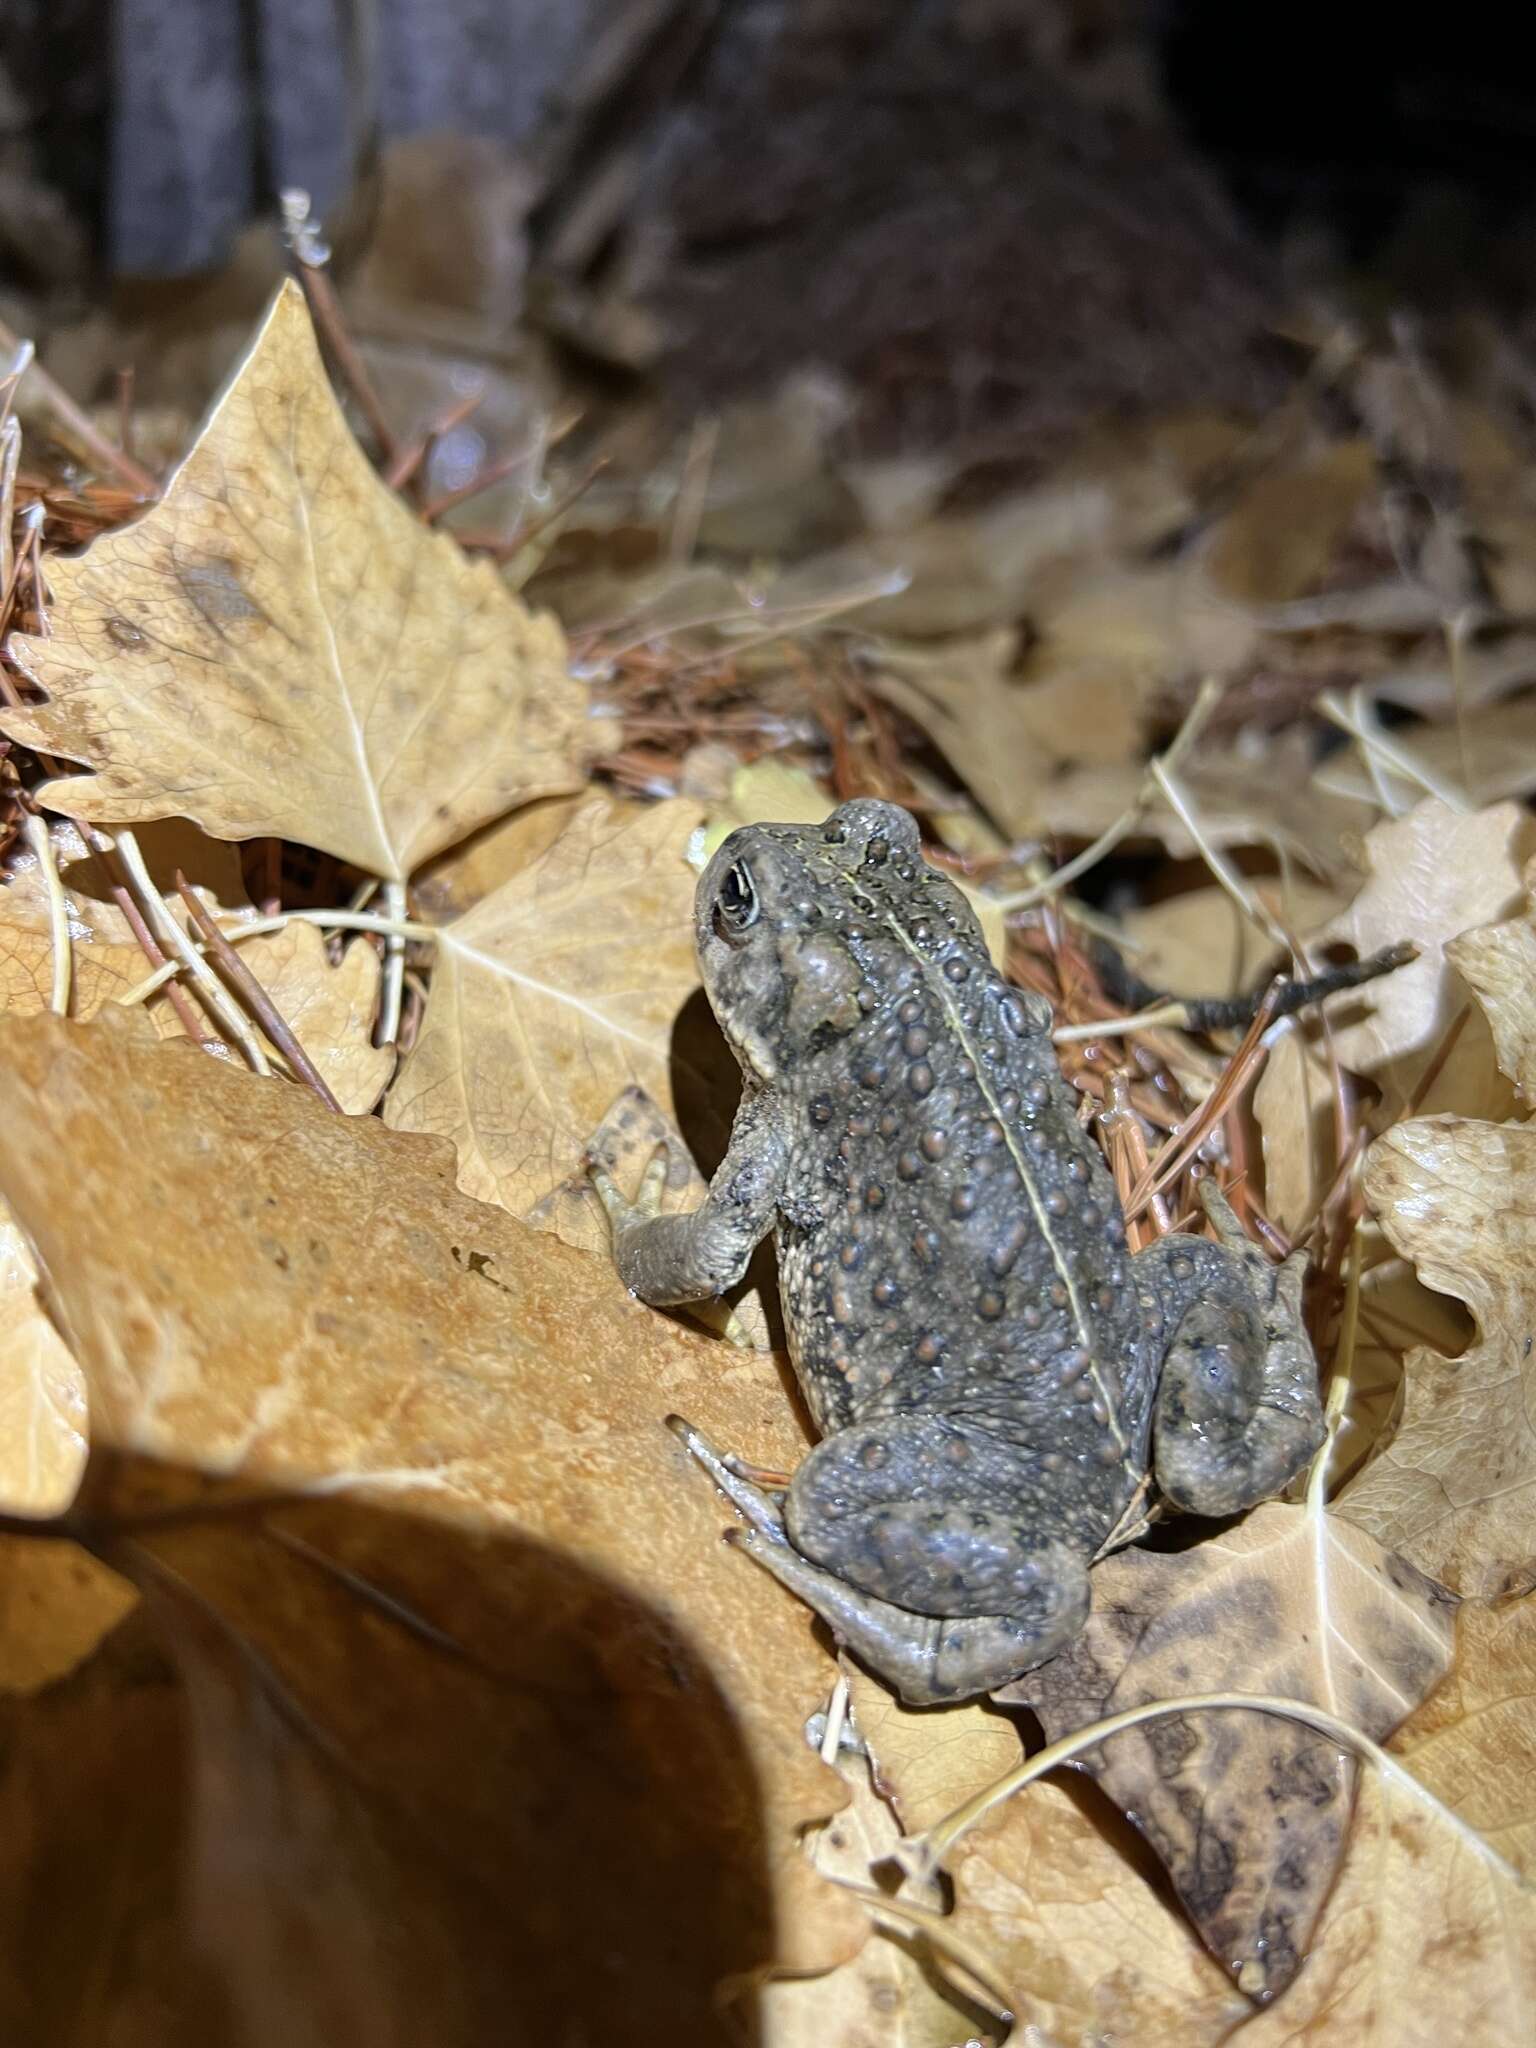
714, 860, 760, 940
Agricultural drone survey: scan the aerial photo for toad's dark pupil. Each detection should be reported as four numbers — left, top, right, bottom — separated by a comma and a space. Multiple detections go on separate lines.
717, 860, 760, 931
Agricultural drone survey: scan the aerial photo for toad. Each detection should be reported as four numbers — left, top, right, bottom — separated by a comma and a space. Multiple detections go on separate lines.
593, 799, 1325, 1703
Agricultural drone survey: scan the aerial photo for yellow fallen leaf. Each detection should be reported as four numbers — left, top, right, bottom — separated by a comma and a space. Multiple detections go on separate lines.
1392, 1594, 1536, 1881
2, 281, 587, 882
1001, 1501, 1456, 2000
0, 1204, 87, 1517
414, 792, 588, 924
385, 793, 731, 1215
0, 1008, 863, 2008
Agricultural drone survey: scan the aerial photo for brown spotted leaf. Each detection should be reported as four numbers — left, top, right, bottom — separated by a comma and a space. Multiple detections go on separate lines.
1223, 1765, 1536, 2046
842, 1670, 1249, 2048
1, 282, 586, 881
385, 794, 733, 1215
1001, 1502, 1457, 2000
0, 1007, 864, 2038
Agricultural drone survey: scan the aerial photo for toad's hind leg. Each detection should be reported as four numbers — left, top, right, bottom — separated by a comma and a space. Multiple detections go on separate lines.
1148, 1181, 1325, 1519
751, 1415, 1091, 1702
673, 1414, 1087, 1703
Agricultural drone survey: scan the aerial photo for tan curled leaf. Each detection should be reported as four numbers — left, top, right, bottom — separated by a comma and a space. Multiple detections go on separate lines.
385, 794, 732, 1216
1445, 881, 1536, 1100
414, 793, 588, 925
1206, 441, 1376, 605
0, 1203, 87, 1516
1318, 799, 1536, 1120
1, 281, 586, 881
1002, 1501, 1456, 2000
1225, 1765, 1536, 2047
0, 1008, 863, 2014
153, 922, 394, 1113
1390, 1594, 1536, 1881
1341, 1117, 1536, 1599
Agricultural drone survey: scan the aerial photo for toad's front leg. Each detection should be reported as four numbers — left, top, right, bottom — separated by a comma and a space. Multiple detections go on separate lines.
590, 1091, 790, 1305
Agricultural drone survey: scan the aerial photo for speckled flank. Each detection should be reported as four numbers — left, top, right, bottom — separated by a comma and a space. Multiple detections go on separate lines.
603, 797, 1326, 1702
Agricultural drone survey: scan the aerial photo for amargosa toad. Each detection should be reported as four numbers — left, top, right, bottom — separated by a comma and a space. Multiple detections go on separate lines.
593, 798, 1325, 1704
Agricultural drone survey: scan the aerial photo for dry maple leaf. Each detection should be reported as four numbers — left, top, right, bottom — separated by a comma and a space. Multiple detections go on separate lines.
0, 1008, 865, 2036
998, 1500, 1456, 2000
1391, 1593, 1536, 1882
1221, 1765, 1536, 2047
1, 282, 587, 882
1341, 1115, 1536, 1599
385, 793, 735, 1216
840, 1669, 1250, 2048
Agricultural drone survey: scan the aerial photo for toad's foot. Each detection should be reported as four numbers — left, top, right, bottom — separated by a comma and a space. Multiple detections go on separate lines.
1149, 1179, 1325, 1518
589, 1150, 759, 1349
671, 1414, 1088, 1706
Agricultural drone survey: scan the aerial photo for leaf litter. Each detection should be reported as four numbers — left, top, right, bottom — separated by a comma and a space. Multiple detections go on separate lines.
1, 275, 1535, 2044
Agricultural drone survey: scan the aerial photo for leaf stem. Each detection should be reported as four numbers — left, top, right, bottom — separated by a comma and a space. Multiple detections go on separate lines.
378, 880, 407, 1046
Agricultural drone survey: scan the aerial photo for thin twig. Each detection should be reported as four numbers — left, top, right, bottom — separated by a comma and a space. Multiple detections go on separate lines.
1321, 687, 1469, 810
287, 254, 399, 465
0, 314, 160, 499
113, 829, 272, 1073
114, 906, 437, 1009
174, 873, 342, 1110
75, 820, 212, 1042
419, 439, 548, 523
382, 387, 486, 492
22, 811, 71, 1015
1151, 756, 1293, 958
994, 676, 1226, 913
488, 453, 611, 558
669, 415, 718, 566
